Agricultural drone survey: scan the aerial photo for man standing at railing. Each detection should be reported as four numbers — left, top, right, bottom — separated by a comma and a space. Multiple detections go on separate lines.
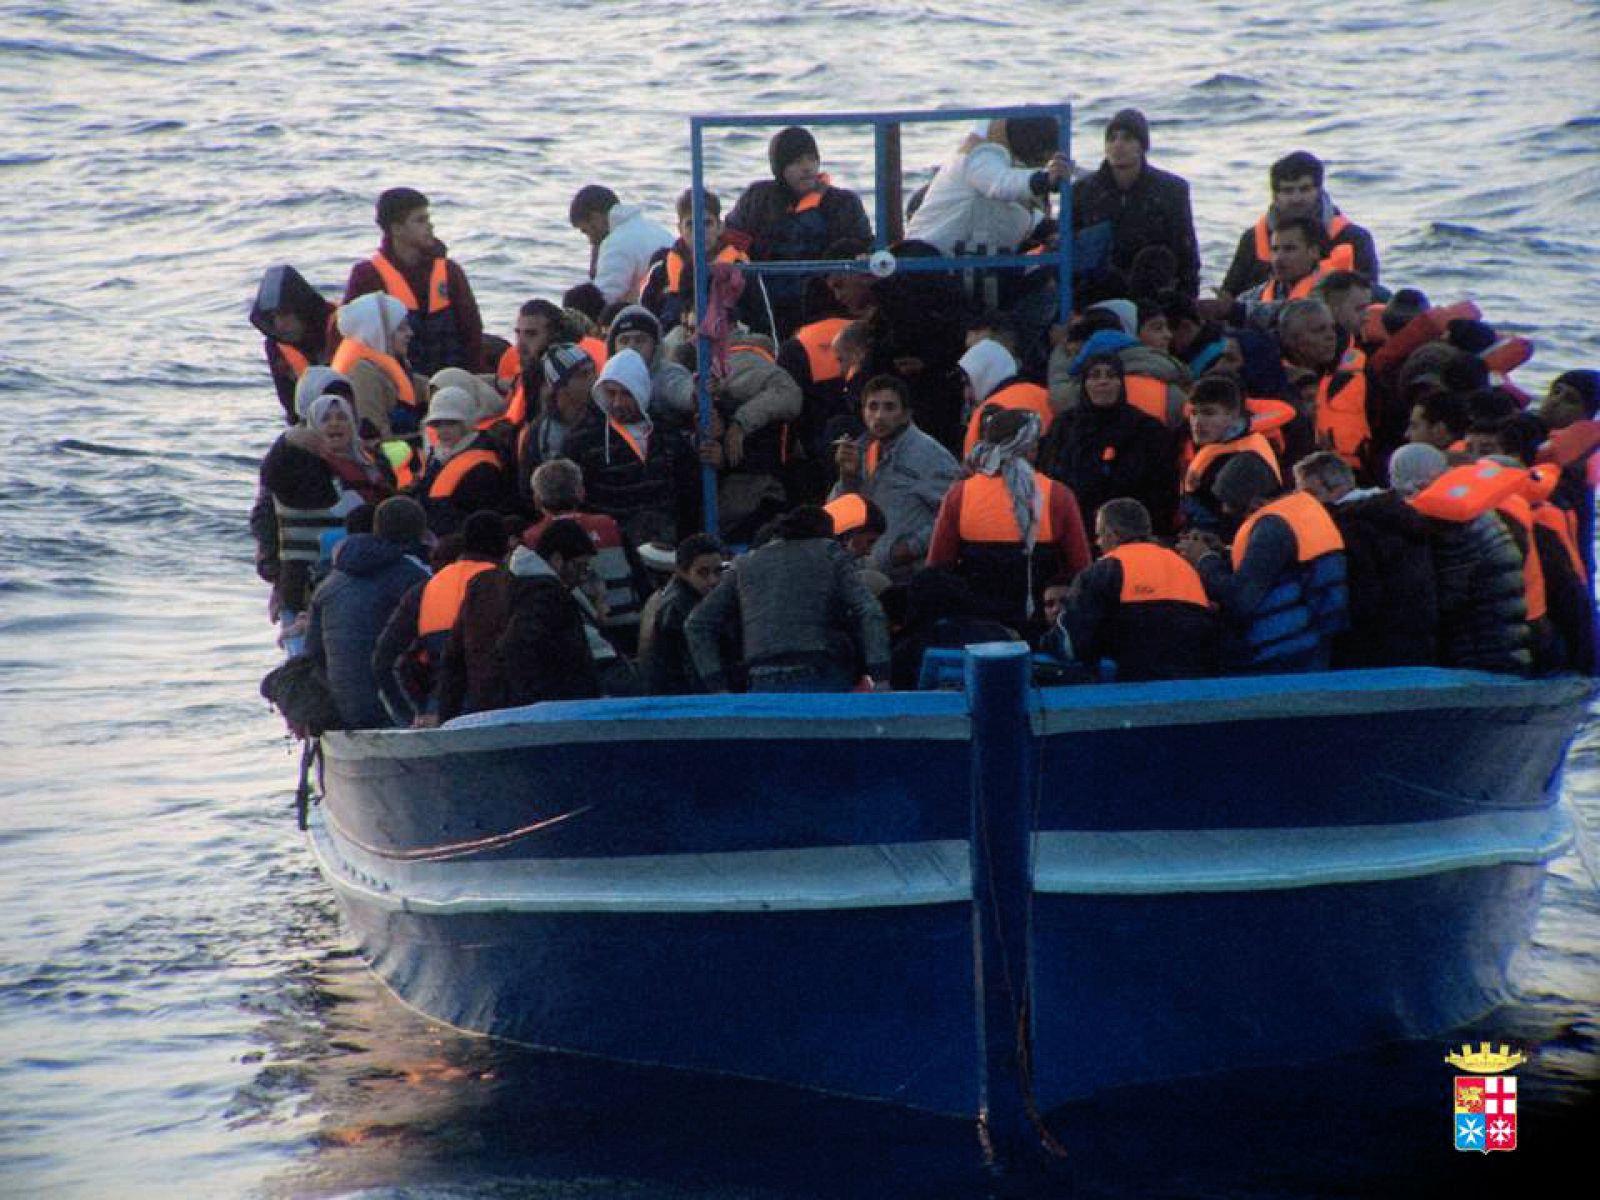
1071, 109, 1200, 300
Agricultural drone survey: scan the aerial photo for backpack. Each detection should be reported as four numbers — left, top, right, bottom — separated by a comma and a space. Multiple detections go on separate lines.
260, 655, 343, 738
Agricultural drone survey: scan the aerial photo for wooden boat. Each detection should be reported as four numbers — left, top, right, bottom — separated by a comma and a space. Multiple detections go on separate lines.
306, 645, 1589, 1139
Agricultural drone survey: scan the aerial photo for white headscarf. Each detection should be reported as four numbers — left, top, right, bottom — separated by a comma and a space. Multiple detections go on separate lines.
337, 292, 410, 355
294, 366, 350, 423
307, 391, 376, 469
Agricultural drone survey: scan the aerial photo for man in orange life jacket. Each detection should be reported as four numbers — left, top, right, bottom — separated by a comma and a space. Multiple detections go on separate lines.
1181, 375, 1282, 536
1233, 216, 1328, 329
1537, 369, 1600, 581
1218, 150, 1380, 303
344, 188, 483, 378
1179, 453, 1348, 673
1046, 497, 1219, 681
251, 264, 338, 424
1278, 296, 1383, 482
497, 299, 570, 431
641, 188, 771, 337
373, 509, 508, 728
726, 125, 873, 340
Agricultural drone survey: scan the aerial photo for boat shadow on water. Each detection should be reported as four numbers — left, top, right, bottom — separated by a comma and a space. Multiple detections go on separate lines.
248, 945, 1596, 1199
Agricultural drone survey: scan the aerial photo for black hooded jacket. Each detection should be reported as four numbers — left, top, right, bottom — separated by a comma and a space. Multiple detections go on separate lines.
251, 265, 336, 423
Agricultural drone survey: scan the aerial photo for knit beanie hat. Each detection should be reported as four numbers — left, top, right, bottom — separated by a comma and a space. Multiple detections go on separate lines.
1105, 108, 1150, 152
606, 304, 662, 353
542, 343, 593, 389
769, 126, 820, 178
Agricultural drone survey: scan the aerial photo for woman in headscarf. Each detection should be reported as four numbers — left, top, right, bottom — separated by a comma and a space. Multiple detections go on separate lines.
926, 406, 1091, 628
330, 292, 429, 437
1039, 351, 1178, 535
259, 371, 396, 615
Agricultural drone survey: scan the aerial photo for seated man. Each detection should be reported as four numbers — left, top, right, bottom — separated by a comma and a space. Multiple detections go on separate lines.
604, 305, 695, 427
565, 348, 698, 544
1293, 451, 1438, 667
497, 521, 604, 707
1047, 497, 1218, 680
1234, 217, 1337, 323
1181, 375, 1282, 535
1071, 108, 1200, 299
637, 532, 724, 695
251, 265, 338, 424
569, 184, 676, 305
725, 125, 873, 338
1405, 388, 1471, 452
1278, 297, 1374, 479
344, 187, 483, 377
413, 387, 512, 536
1219, 150, 1380, 302
373, 510, 507, 727
520, 343, 598, 482
1392, 444, 1531, 674
302, 496, 433, 729
905, 115, 1069, 256
522, 457, 650, 656
686, 505, 889, 693
829, 374, 961, 584
641, 188, 770, 335
1178, 453, 1348, 673
956, 338, 1053, 457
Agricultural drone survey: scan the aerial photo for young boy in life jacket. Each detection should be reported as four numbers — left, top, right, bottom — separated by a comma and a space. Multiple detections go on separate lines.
1180, 375, 1281, 538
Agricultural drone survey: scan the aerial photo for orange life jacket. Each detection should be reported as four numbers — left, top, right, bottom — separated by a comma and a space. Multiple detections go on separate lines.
1253, 212, 1353, 261
496, 344, 520, 389
956, 471, 1058, 544
1106, 542, 1208, 606
579, 335, 609, 373
330, 338, 418, 409
1259, 242, 1356, 302
664, 243, 748, 293
1409, 460, 1528, 523
1531, 496, 1587, 583
1232, 490, 1344, 571
825, 493, 871, 536
278, 342, 310, 378
1184, 432, 1281, 495
418, 559, 496, 639
1246, 396, 1296, 454
1124, 375, 1172, 425
1314, 344, 1370, 468
370, 253, 450, 314
1496, 494, 1547, 623
427, 447, 502, 499
962, 381, 1054, 456
792, 317, 851, 384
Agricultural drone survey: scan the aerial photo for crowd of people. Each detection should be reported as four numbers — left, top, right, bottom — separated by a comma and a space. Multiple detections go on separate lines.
250, 110, 1600, 730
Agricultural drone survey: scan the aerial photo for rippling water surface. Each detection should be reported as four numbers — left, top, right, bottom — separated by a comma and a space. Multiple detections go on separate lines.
2, 2, 1598, 1196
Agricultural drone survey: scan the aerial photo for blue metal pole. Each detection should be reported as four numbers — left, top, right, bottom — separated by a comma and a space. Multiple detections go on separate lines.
1057, 103, 1074, 326
964, 641, 1036, 1157
689, 120, 718, 536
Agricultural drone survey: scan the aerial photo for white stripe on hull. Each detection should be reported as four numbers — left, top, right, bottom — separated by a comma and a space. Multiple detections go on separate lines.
310, 807, 1570, 915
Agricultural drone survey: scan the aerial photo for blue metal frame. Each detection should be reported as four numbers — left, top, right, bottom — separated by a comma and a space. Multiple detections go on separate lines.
688, 103, 1074, 534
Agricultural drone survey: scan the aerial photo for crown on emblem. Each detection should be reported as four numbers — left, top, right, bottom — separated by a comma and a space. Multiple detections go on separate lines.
1445, 1042, 1526, 1073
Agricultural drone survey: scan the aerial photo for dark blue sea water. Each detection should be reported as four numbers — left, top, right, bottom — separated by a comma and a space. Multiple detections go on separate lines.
2, 1, 1598, 1195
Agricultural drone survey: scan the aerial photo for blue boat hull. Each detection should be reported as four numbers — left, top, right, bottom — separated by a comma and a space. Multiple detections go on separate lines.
309, 663, 1588, 1120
